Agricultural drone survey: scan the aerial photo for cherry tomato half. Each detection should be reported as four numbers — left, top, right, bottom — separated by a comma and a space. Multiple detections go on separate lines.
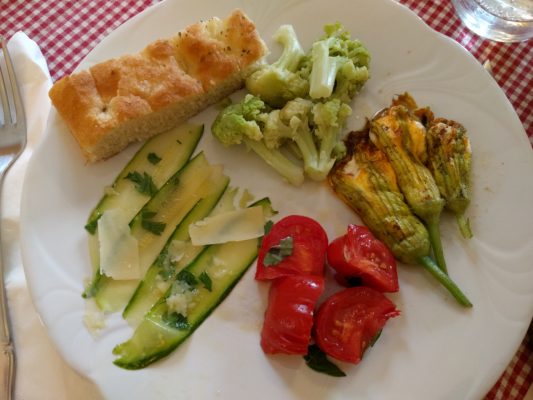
327, 225, 399, 292
256, 215, 328, 280
260, 275, 325, 355
314, 286, 399, 364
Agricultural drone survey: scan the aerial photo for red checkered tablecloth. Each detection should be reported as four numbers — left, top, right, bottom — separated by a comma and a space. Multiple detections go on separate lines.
1, 0, 532, 399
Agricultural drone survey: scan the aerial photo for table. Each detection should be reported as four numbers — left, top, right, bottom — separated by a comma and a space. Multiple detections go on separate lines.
1, 0, 532, 399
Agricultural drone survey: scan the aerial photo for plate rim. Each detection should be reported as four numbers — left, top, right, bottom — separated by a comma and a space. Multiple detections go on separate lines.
20, 0, 533, 398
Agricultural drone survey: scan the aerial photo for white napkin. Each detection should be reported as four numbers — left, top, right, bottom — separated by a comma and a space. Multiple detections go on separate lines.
3, 32, 102, 400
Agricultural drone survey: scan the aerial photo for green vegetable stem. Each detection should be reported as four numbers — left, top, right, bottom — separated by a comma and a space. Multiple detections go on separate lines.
308, 23, 370, 102
370, 104, 448, 273
246, 24, 309, 108
328, 128, 472, 307
426, 118, 473, 239
212, 23, 371, 185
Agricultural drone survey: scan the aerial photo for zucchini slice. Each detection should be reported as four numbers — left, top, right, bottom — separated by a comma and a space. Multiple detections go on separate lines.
85, 123, 203, 235
83, 123, 202, 301
89, 152, 220, 312
113, 198, 273, 369
122, 181, 235, 327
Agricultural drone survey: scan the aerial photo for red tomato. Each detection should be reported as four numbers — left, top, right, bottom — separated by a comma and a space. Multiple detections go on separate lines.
260, 275, 325, 355
256, 215, 328, 280
327, 225, 399, 292
314, 286, 399, 364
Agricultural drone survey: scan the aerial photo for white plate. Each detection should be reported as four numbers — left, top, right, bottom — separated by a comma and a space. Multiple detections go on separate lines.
20, 0, 533, 399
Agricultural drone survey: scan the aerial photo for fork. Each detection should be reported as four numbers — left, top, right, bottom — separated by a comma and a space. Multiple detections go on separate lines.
0, 36, 27, 400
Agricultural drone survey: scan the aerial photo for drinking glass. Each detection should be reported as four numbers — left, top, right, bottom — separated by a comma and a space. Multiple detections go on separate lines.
451, 0, 533, 42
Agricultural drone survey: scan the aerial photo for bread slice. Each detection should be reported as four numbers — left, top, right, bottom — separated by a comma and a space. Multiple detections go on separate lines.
49, 9, 268, 163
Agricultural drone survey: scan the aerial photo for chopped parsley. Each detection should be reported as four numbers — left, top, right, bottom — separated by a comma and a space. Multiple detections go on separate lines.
304, 345, 346, 377
141, 210, 166, 235
199, 271, 212, 291
142, 210, 157, 219
156, 251, 176, 281
124, 171, 157, 196
84, 218, 98, 234
163, 312, 190, 330
147, 152, 162, 165
177, 270, 198, 287
263, 236, 293, 266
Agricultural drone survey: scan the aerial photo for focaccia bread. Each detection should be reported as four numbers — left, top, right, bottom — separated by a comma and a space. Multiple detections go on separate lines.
49, 9, 268, 163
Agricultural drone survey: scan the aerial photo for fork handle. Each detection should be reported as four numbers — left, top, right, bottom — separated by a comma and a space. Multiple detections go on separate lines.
0, 292, 15, 400
0, 193, 15, 400
0, 341, 15, 400
0, 274, 15, 400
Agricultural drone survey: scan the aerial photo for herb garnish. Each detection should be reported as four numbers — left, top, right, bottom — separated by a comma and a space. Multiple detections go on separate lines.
263, 236, 293, 266
85, 219, 98, 234
141, 210, 166, 235
156, 251, 176, 281
163, 312, 190, 330
124, 171, 158, 196
147, 152, 162, 165
304, 345, 346, 377
177, 270, 198, 287
258, 220, 274, 248
199, 271, 212, 291
264, 220, 274, 234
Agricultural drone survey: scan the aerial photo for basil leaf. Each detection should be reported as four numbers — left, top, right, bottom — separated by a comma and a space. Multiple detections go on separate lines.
199, 271, 212, 291
124, 171, 158, 196
304, 345, 346, 377
264, 220, 274, 235
147, 152, 162, 165
258, 220, 274, 248
263, 236, 293, 266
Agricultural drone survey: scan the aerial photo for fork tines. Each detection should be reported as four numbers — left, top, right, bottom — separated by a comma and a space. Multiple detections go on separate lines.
0, 36, 25, 130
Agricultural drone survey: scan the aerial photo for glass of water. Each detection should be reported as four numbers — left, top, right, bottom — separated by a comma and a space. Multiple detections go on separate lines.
451, 0, 533, 42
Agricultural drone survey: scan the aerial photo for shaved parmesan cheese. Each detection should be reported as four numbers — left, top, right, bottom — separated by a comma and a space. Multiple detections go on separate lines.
167, 240, 188, 263
154, 274, 172, 295
189, 206, 265, 246
166, 280, 199, 317
238, 188, 255, 208
98, 208, 140, 280
208, 256, 230, 279
83, 298, 106, 336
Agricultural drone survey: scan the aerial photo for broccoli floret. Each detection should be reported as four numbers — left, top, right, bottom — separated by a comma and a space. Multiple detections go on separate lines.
213, 23, 369, 185
211, 95, 305, 186
278, 98, 320, 178
309, 98, 352, 181
246, 25, 309, 108
262, 109, 295, 149
211, 95, 266, 145
212, 95, 351, 184
309, 23, 370, 103
263, 97, 350, 182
